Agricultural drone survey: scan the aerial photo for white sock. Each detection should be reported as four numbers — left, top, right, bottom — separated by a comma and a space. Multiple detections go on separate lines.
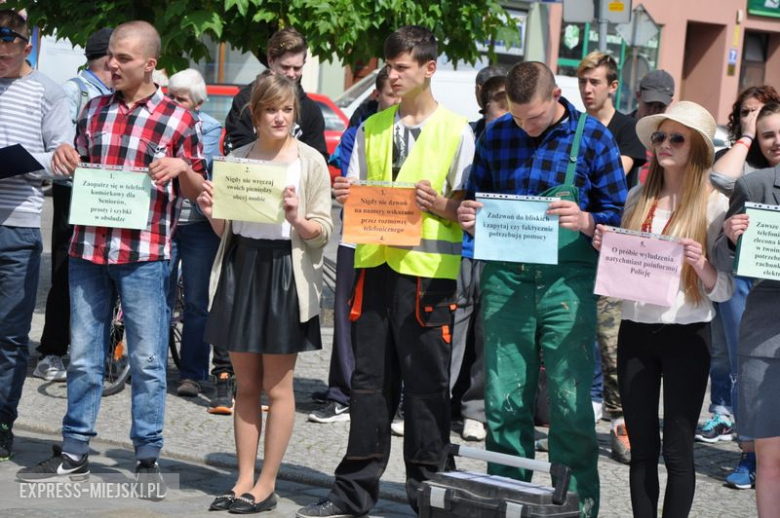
62, 452, 82, 462
611, 417, 625, 432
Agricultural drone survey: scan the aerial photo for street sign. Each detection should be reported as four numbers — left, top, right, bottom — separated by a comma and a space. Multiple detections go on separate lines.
563, 0, 594, 23
748, 0, 780, 18
616, 5, 659, 47
602, 0, 631, 24
564, 0, 631, 24
728, 47, 739, 65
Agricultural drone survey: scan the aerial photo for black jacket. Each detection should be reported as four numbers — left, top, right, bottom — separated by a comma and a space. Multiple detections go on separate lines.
223, 81, 328, 159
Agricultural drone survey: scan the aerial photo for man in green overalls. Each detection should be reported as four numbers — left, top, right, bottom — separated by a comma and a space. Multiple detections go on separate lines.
458, 61, 627, 517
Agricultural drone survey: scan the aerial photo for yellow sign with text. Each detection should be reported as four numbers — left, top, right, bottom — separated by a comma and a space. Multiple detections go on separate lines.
211, 158, 287, 223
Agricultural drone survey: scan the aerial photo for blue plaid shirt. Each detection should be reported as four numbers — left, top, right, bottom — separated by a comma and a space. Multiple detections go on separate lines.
463, 97, 627, 258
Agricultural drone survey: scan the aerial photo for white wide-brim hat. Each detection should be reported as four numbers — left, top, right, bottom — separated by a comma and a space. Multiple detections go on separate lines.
636, 100, 716, 160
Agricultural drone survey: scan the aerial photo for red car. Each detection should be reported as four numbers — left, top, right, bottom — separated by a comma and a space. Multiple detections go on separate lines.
198, 85, 348, 184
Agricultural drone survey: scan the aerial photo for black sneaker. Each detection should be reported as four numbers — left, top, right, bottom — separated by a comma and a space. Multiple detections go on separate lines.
16, 445, 89, 482
135, 459, 168, 501
208, 373, 234, 415
0, 423, 12, 461
308, 401, 350, 423
296, 499, 357, 518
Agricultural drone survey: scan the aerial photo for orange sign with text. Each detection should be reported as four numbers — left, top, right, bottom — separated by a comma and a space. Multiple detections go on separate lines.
343, 184, 422, 246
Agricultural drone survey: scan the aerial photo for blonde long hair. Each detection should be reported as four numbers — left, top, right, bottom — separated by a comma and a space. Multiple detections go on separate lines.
622, 129, 712, 304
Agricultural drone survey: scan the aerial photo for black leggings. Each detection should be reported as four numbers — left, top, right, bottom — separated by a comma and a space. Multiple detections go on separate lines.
617, 320, 710, 518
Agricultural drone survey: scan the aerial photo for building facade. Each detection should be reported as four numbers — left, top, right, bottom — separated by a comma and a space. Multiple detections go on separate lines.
548, 1, 780, 124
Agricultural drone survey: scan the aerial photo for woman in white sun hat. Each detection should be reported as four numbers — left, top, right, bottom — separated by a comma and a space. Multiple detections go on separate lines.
593, 100, 734, 517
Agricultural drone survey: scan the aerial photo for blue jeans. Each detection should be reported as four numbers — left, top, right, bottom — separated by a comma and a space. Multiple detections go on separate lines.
709, 276, 752, 419
63, 258, 170, 461
168, 221, 220, 381
0, 227, 42, 427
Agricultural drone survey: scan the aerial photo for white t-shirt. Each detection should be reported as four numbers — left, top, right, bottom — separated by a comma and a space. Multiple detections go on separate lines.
233, 159, 302, 240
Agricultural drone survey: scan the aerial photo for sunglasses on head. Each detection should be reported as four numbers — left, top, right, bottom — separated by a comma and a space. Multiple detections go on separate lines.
650, 131, 686, 146
0, 27, 28, 43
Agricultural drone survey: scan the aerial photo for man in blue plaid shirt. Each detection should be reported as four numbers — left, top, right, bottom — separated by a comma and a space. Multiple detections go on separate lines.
458, 61, 626, 517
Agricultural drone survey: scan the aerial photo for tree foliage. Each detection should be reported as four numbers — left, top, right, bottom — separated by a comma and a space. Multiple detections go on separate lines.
10, 0, 518, 73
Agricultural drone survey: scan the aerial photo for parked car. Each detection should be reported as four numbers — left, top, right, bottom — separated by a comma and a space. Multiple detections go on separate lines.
191, 85, 347, 184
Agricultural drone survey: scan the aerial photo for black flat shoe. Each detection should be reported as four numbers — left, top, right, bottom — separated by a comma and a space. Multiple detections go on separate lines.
229, 492, 277, 514
209, 490, 235, 511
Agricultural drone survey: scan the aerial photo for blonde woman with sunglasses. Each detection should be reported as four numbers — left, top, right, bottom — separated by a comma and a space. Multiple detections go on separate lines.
593, 101, 734, 518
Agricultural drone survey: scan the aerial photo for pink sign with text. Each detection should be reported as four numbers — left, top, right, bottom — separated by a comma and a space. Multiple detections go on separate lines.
595, 228, 684, 307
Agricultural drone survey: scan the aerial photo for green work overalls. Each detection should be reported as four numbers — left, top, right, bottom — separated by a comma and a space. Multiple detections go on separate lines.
482, 114, 601, 518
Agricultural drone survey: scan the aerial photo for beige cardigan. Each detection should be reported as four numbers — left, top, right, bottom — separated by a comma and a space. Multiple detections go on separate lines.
208, 141, 333, 322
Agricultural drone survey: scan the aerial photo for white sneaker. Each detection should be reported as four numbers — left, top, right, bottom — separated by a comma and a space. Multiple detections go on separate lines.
33, 355, 67, 382
390, 408, 404, 436
462, 418, 487, 441
592, 401, 603, 424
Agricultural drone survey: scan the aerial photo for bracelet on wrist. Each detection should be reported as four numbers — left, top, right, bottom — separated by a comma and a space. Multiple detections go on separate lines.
734, 140, 751, 151
740, 134, 754, 141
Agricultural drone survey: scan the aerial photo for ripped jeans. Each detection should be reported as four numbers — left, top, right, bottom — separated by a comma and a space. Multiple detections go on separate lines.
482, 261, 600, 518
63, 258, 169, 461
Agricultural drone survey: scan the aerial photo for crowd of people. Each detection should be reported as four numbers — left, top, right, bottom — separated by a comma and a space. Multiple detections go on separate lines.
0, 7, 778, 517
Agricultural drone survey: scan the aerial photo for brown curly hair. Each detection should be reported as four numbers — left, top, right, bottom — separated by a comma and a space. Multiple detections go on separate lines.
726, 86, 780, 168
727, 86, 780, 139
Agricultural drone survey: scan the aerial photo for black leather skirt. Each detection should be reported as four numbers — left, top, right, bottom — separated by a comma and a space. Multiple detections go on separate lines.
205, 235, 322, 354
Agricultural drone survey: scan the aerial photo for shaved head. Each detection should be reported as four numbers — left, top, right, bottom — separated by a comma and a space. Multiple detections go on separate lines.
506, 61, 556, 104
111, 21, 160, 60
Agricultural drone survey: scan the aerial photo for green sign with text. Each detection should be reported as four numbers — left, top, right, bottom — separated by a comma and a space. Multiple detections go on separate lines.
69, 167, 152, 230
748, 0, 780, 19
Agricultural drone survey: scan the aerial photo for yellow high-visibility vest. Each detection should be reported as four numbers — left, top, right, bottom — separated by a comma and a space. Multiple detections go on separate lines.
355, 105, 466, 280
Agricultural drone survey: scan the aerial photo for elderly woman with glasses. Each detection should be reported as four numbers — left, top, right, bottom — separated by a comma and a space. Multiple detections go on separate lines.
164, 68, 223, 399
593, 101, 734, 518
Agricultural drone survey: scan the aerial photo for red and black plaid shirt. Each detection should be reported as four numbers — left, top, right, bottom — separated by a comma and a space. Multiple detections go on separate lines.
69, 87, 205, 264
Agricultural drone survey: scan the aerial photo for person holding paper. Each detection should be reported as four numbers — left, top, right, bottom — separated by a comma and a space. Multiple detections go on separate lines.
457, 61, 626, 517
0, 9, 74, 463
297, 26, 474, 518
196, 73, 332, 513
18, 21, 205, 495
712, 102, 780, 515
702, 87, 780, 490
593, 101, 734, 518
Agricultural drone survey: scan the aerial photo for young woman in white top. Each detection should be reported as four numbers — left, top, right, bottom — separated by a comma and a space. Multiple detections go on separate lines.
197, 74, 332, 513
593, 101, 734, 518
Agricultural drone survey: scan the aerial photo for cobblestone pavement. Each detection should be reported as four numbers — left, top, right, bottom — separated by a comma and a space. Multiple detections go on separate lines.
7, 198, 758, 517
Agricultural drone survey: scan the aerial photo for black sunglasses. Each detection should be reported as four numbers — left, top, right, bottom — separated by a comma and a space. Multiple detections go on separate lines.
0, 27, 28, 43
650, 131, 686, 146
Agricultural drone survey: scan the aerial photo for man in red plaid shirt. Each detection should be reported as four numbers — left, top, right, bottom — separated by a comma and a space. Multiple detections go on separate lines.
18, 21, 205, 494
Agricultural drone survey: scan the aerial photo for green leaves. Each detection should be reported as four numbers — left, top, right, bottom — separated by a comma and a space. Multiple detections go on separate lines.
9, 0, 513, 73
225, 0, 249, 17
181, 11, 224, 38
